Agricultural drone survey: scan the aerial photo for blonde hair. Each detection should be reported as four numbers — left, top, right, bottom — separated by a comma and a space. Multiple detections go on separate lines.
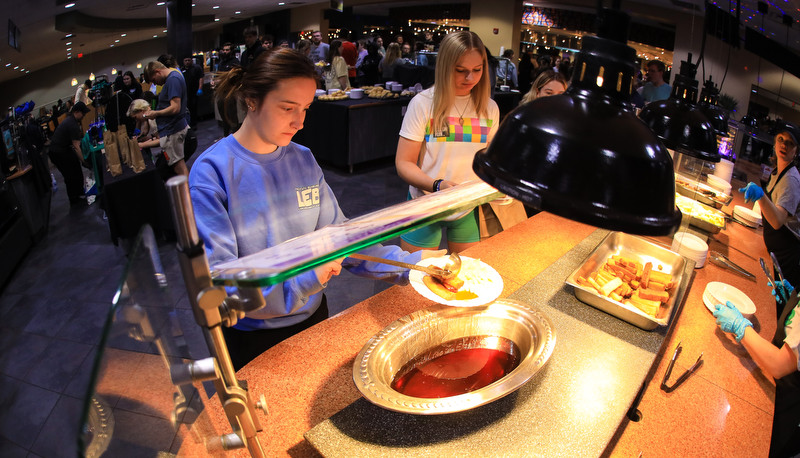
432, 31, 490, 135
384, 42, 402, 67
520, 69, 568, 105
127, 99, 151, 116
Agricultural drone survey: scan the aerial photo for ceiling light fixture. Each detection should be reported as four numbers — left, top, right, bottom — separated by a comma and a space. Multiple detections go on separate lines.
473, 4, 681, 235
71, 78, 78, 86
121, 34, 127, 37
212, 5, 220, 8
66, 42, 72, 45
65, 2, 75, 8
65, 34, 73, 38
157, 1, 165, 5
114, 39, 120, 42
235, 11, 241, 14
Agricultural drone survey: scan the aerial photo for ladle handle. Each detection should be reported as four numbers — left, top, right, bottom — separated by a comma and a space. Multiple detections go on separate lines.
348, 253, 447, 277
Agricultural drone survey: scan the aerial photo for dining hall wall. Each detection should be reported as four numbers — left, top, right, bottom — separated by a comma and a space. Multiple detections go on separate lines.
0, 38, 169, 113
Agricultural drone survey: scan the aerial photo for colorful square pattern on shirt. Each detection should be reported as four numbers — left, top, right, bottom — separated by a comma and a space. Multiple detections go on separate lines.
425, 117, 493, 143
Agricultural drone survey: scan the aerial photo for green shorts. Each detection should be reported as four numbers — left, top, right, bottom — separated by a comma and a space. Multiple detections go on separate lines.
400, 195, 480, 248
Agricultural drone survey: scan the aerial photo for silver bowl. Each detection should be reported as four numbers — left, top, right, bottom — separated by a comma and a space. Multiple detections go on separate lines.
353, 299, 556, 415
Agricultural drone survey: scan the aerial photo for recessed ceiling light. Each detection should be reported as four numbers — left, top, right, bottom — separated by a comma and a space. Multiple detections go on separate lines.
19, 68, 24, 71
157, 1, 165, 5
214, 18, 220, 21
5, 63, 10, 67
110, 44, 114, 47
65, 34, 73, 38
278, 2, 285, 4
67, 47, 72, 51
235, 11, 241, 14
163, 29, 167, 33
212, 5, 220, 9
121, 33, 126, 37
13, 66, 18, 69
153, 35, 158, 38
66, 42, 72, 45
65, 3, 75, 8
114, 39, 119, 42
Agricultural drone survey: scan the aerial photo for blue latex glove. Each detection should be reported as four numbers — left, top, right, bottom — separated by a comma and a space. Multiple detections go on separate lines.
738, 182, 764, 203
196, 88, 203, 96
772, 279, 794, 305
713, 301, 753, 342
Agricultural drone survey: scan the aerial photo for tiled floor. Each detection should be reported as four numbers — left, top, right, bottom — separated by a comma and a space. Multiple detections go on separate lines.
0, 118, 409, 457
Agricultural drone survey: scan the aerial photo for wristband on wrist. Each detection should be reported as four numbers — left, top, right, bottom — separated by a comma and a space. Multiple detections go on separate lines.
433, 179, 443, 192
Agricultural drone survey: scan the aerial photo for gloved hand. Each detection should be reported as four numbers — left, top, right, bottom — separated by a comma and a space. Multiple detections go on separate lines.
196, 88, 203, 96
739, 182, 764, 203
713, 301, 753, 342
771, 279, 794, 305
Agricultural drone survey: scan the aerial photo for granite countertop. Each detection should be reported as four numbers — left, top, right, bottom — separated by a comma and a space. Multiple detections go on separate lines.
177, 166, 776, 456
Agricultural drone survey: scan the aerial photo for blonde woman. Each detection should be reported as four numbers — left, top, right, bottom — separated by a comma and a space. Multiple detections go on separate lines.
520, 69, 568, 105
127, 99, 159, 150
379, 42, 402, 82
395, 31, 499, 253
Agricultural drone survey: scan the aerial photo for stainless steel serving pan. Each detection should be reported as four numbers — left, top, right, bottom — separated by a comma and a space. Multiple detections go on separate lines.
565, 232, 689, 330
353, 299, 556, 415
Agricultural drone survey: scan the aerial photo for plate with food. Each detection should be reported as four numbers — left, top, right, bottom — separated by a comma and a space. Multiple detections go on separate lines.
409, 256, 503, 307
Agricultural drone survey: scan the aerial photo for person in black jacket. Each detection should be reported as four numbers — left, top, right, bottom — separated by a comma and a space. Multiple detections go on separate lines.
49, 102, 91, 206
240, 27, 265, 69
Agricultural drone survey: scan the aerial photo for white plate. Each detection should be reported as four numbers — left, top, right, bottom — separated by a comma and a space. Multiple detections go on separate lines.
734, 205, 761, 225
703, 281, 756, 316
409, 256, 503, 307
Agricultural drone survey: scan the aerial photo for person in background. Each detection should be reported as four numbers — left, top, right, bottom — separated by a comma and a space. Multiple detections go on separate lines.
395, 31, 500, 254
218, 42, 240, 72
189, 48, 443, 370
75, 79, 91, 106
120, 70, 143, 100
423, 31, 436, 51
740, 123, 800, 314
143, 60, 189, 176
358, 41, 382, 86
517, 50, 535, 94
485, 46, 498, 97
261, 34, 274, 51
339, 34, 358, 87
394, 34, 404, 47
277, 39, 290, 49
325, 39, 350, 91
496, 49, 518, 89
241, 27, 266, 69
158, 54, 178, 69
181, 55, 204, 130
374, 35, 386, 57
308, 30, 329, 65
401, 42, 413, 62
296, 39, 312, 58
355, 39, 369, 86
379, 42, 403, 82
640, 59, 671, 103
630, 69, 645, 109
127, 98, 167, 178
713, 276, 800, 457
519, 69, 568, 105
48, 101, 91, 206
413, 42, 428, 66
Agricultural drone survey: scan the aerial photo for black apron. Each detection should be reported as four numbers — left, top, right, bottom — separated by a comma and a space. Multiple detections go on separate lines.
769, 292, 800, 458
764, 166, 800, 320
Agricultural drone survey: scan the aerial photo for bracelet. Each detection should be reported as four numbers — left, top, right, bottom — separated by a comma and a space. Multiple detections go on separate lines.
433, 179, 443, 192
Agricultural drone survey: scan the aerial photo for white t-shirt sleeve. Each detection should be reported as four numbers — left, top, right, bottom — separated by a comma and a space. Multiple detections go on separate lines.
399, 91, 431, 142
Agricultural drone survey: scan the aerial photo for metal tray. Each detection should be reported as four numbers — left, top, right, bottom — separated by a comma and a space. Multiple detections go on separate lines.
675, 194, 727, 234
675, 174, 733, 209
565, 232, 689, 330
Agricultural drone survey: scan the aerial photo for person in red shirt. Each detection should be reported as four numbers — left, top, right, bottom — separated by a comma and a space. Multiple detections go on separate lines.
340, 39, 358, 87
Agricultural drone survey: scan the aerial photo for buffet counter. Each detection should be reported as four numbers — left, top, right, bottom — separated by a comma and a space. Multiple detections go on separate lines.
176, 163, 776, 456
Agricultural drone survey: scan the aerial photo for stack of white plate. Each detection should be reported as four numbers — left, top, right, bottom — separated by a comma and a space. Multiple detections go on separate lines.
702, 281, 756, 317
706, 174, 732, 195
671, 231, 709, 268
733, 205, 762, 227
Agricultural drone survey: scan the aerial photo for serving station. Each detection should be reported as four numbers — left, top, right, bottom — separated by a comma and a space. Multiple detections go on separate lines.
80, 159, 776, 457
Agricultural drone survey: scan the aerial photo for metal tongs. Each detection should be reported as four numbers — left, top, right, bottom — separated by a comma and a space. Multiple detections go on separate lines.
660, 341, 703, 393
708, 251, 757, 281
760, 253, 790, 303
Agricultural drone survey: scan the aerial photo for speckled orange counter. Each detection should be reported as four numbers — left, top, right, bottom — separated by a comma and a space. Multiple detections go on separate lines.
178, 173, 776, 457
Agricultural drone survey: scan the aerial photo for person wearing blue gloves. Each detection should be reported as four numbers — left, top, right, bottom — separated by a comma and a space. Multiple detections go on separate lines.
714, 278, 800, 457
190, 48, 443, 371
739, 123, 800, 319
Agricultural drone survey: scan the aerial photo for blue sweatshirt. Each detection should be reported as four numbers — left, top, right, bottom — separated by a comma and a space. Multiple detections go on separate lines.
189, 136, 421, 330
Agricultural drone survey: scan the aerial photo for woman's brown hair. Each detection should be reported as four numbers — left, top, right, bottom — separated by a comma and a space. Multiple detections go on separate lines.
214, 48, 316, 124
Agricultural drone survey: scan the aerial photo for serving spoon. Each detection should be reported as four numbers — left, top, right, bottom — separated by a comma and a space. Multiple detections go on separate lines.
348, 252, 462, 281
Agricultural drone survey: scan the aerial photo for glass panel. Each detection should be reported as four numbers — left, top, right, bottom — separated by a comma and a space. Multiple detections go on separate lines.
211, 180, 502, 287
79, 226, 217, 456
